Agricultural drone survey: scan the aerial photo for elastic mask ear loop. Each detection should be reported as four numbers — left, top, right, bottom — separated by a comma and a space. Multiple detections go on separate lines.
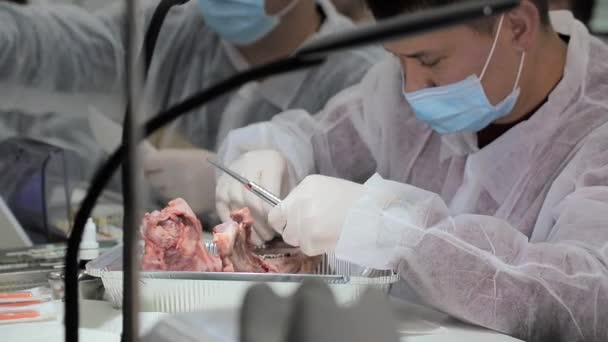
512, 52, 526, 91
400, 65, 406, 94
480, 15, 505, 80
479, 15, 526, 91
275, 0, 299, 18
268, 0, 300, 56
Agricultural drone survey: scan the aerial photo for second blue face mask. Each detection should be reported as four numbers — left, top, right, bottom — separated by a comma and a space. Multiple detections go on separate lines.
198, 0, 298, 46
403, 15, 526, 135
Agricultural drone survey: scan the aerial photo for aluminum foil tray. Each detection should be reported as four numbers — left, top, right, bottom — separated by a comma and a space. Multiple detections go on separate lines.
87, 243, 399, 312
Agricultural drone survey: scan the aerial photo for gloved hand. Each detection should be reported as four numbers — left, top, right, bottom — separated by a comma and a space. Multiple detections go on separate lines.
145, 148, 217, 214
215, 150, 291, 246
268, 175, 366, 256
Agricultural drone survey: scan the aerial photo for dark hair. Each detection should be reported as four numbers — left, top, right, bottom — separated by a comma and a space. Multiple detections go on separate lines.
571, 0, 596, 27
366, 0, 550, 32
2, 0, 27, 3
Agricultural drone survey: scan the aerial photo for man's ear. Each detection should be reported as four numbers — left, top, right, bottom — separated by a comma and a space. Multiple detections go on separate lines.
505, 0, 541, 52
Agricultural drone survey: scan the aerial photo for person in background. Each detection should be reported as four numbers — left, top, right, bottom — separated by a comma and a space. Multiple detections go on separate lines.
0, 0, 382, 219
216, 0, 608, 340
331, 0, 372, 22
0, 0, 104, 182
550, 0, 596, 27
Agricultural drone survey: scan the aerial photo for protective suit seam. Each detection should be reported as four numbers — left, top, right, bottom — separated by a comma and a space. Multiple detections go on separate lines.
428, 221, 595, 338
495, 260, 587, 339
583, 96, 608, 111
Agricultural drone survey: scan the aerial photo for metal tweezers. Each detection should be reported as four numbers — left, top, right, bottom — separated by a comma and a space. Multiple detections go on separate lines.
208, 159, 282, 207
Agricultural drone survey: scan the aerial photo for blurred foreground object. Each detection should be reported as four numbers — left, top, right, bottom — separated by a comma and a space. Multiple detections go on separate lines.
142, 280, 399, 342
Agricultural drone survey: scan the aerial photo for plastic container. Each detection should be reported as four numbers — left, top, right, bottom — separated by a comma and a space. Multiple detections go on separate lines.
47, 270, 104, 301
0, 301, 58, 324
0, 288, 57, 324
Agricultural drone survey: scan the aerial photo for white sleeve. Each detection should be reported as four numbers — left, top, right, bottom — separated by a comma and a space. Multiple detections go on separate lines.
0, 3, 128, 93
0, 1, 162, 118
336, 174, 608, 341
217, 60, 393, 187
218, 109, 321, 188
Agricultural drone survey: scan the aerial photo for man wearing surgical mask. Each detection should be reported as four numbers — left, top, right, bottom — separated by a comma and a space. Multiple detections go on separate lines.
0, 0, 381, 216
217, 0, 608, 340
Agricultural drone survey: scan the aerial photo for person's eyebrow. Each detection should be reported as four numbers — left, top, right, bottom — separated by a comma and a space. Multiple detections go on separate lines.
383, 46, 435, 59
400, 50, 434, 59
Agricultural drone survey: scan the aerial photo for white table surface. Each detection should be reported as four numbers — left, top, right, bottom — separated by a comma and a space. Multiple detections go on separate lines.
389, 299, 522, 341
0, 299, 522, 342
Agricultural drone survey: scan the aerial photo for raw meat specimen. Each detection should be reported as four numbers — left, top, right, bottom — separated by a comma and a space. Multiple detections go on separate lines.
213, 208, 321, 274
213, 208, 279, 273
141, 198, 222, 272
141, 199, 320, 274
258, 243, 321, 274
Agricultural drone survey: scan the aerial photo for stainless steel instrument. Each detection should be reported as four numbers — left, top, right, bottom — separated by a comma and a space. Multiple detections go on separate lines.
208, 159, 282, 207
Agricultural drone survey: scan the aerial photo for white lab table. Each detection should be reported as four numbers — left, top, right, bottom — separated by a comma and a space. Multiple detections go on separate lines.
0, 299, 522, 342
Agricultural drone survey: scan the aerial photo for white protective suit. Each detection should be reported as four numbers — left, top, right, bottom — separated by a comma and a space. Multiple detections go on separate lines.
219, 12, 608, 341
0, 0, 381, 154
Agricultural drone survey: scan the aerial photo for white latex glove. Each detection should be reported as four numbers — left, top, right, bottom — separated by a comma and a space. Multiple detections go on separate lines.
145, 148, 217, 214
268, 175, 366, 256
215, 150, 290, 246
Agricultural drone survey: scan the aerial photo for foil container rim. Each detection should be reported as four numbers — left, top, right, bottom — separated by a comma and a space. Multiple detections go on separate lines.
87, 242, 399, 284
92, 270, 400, 286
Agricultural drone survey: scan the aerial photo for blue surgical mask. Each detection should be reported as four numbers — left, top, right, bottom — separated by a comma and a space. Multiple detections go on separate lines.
198, 0, 298, 45
403, 15, 526, 134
